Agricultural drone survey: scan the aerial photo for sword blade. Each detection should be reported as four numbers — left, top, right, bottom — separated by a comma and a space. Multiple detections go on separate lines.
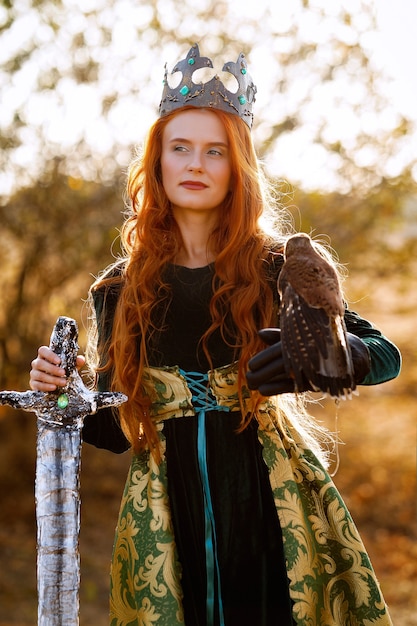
36, 422, 81, 625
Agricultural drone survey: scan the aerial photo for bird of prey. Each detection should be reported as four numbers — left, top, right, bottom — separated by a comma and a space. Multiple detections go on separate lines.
277, 233, 355, 398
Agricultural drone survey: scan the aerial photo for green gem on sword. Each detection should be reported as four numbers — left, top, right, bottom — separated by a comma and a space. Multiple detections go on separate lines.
57, 393, 69, 409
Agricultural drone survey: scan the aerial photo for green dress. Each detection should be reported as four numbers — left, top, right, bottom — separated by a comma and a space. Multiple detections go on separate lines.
83, 262, 401, 626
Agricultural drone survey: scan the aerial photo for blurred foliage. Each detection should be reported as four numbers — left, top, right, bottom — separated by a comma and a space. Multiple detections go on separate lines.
1, 0, 416, 381
0, 0, 416, 195
290, 169, 417, 272
1, 170, 416, 623
1, 2, 417, 621
1, 165, 417, 392
0, 161, 124, 388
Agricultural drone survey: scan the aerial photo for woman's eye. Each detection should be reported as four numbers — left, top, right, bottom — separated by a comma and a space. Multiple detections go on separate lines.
174, 145, 187, 152
208, 149, 222, 156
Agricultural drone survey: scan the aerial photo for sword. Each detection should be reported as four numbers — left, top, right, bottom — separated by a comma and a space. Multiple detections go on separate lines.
0, 316, 127, 625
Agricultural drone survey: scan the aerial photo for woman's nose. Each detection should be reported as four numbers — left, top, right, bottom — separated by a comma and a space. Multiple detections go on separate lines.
187, 150, 203, 171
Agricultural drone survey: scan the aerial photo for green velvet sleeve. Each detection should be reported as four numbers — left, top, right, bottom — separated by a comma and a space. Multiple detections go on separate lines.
344, 308, 401, 385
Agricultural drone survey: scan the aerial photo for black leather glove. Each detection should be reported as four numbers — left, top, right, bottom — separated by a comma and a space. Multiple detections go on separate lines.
346, 332, 371, 383
246, 329, 302, 395
246, 328, 371, 396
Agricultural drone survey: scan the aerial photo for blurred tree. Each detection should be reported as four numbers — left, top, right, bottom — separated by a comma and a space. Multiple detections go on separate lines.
2, 7, 416, 623
1, 0, 417, 390
0, 161, 123, 388
2, 166, 416, 391
0, 0, 415, 197
291, 171, 417, 274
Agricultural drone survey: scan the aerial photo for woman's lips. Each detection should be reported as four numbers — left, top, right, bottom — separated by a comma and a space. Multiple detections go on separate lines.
180, 181, 208, 190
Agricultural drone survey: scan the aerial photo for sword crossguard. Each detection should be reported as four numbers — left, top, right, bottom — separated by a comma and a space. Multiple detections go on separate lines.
0, 316, 127, 428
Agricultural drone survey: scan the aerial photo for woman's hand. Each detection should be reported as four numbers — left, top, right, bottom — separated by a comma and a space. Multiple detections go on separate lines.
246, 328, 371, 396
30, 346, 86, 392
246, 328, 303, 396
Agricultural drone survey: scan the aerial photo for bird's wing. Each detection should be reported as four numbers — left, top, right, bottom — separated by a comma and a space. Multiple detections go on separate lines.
279, 283, 356, 398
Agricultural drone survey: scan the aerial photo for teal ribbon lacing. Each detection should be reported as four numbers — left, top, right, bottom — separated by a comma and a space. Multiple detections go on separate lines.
179, 369, 229, 626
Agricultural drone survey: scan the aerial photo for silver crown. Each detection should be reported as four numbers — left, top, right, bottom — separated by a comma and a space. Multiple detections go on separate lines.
159, 44, 257, 129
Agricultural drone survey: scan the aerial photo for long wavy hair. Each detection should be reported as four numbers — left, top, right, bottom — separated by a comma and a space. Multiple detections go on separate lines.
88, 106, 331, 462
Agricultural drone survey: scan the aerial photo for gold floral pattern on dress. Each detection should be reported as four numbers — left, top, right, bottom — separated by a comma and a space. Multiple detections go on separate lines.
141, 367, 194, 421
257, 406, 393, 625
110, 364, 393, 625
110, 426, 184, 625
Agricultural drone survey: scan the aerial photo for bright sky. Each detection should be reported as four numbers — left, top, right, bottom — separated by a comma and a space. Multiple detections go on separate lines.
375, 0, 417, 119
1, 0, 417, 195
262, 0, 417, 188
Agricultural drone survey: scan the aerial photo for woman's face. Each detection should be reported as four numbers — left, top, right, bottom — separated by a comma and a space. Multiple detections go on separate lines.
160, 109, 232, 216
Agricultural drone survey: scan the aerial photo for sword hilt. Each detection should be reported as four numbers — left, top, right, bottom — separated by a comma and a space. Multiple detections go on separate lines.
0, 317, 127, 422
49, 316, 79, 377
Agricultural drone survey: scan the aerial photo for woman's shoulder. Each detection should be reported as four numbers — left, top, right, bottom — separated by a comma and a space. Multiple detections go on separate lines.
91, 258, 126, 293
89, 258, 127, 317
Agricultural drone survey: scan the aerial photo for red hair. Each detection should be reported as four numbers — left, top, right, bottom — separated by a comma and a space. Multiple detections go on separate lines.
92, 107, 286, 458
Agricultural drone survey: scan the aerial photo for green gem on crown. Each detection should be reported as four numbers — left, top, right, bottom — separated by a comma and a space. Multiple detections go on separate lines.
238, 95, 247, 105
241, 68, 247, 75
188, 58, 195, 65
57, 393, 69, 409
180, 85, 190, 96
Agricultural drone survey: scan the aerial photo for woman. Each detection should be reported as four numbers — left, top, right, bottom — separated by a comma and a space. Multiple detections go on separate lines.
30, 45, 400, 625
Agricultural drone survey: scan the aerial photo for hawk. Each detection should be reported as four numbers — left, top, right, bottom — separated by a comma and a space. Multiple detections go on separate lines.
277, 233, 355, 398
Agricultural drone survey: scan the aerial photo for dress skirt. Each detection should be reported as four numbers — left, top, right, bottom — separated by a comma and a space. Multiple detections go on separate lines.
108, 364, 393, 626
